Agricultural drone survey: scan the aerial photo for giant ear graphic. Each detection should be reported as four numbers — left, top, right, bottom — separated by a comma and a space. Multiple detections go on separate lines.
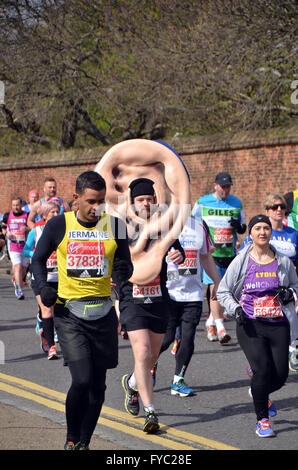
94, 139, 191, 284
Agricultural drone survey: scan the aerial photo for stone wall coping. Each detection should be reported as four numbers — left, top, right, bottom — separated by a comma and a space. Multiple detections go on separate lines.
0, 126, 297, 170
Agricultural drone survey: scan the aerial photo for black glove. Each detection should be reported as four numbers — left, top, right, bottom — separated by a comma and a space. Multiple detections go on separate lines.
229, 218, 246, 234
276, 286, 294, 305
234, 306, 246, 326
40, 286, 57, 307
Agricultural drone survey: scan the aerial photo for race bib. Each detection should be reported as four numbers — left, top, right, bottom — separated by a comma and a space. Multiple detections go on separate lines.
66, 241, 108, 278
133, 276, 163, 304
253, 296, 283, 319
10, 229, 26, 243
47, 252, 58, 272
213, 228, 233, 244
178, 249, 198, 276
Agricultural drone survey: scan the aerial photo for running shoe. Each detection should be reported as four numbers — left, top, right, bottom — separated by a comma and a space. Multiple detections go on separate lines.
122, 374, 140, 416
35, 313, 43, 336
206, 325, 218, 342
78, 442, 90, 450
217, 329, 231, 344
54, 330, 59, 343
171, 339, 181, 355
171, 377, 194, 397
143, 411, 160, 433
121, 329, 129, 340
64, 441, 80, 450
255, 418, 275, 438
151, 362, 158, 387
14, 282, 24, 300
40, 334, 49, 354
17, 290, 25, 300
246, 363, 253, 378
48, 345, 58, 360
268, 399, 277, 418
289, 348, 298, 373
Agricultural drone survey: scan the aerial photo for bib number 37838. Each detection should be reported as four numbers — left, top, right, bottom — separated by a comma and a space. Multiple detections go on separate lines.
66, 241, 107, 278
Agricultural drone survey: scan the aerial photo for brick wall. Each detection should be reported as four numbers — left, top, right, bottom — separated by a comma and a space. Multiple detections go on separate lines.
0, 129, 297, 236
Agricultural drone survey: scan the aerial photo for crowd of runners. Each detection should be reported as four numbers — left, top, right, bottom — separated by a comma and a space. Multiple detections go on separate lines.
0, 169, 297, 448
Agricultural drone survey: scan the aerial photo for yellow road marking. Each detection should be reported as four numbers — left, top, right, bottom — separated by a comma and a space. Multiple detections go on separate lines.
0, 372, 239, 450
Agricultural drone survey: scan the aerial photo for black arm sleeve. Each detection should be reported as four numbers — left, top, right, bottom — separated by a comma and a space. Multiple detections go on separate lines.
31, 215, 66, 291
111, 216, 134, 293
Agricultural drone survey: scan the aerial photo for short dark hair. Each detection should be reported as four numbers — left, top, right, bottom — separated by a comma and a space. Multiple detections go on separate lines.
11, 196, 22, 203
75, 171, 106, 195
44, 177, 56, 184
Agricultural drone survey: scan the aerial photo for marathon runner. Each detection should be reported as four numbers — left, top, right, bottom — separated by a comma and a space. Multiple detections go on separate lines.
23, 200, 61, 360
120, 178, 185, 433
157, 215, 221, 396
27, 177, 70, 229
192, 171, 246, 343
31, 170, 133, 450
2, 196, 30, 299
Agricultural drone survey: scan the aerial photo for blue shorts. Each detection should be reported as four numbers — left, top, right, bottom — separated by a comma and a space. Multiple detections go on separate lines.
202, 264, 227, 284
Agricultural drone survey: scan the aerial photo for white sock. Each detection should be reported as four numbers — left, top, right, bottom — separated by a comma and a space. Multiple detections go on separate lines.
144, 404, 155, 413
215, 318, 225, 332
206, 313, 216, 327
128, 373, 138, 390
173, 374, 183, 383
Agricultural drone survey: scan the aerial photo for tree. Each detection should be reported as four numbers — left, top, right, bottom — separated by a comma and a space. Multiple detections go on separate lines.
0, 0, 296, 156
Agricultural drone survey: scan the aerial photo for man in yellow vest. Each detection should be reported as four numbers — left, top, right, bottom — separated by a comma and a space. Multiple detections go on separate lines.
31, 170, 133, 450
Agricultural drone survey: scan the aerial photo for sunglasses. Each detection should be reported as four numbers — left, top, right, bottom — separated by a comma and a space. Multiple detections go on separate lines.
267, 203, 286, 211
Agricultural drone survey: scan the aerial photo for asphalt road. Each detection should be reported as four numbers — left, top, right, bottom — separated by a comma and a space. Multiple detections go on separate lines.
0, 274, 298, 452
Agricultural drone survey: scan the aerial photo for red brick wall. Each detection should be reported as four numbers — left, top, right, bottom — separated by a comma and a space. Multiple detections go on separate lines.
0, 137, 297, 233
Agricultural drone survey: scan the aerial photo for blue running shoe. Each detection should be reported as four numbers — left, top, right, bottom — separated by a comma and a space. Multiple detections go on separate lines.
256, 418, 275, 437
35, 314, 43, 336
171, 377, 194, 397
268, 399, 277, 418
14, 283, 24, 300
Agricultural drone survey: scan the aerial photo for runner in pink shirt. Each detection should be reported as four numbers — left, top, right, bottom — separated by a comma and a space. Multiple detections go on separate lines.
4, 196, 29, 299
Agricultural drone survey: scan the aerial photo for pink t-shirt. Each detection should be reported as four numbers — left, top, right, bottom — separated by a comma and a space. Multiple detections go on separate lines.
7, 211, 28, 253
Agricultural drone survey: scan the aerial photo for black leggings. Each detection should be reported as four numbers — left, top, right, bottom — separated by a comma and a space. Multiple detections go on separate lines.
160, 301, 202, 377
66, 357, 107, 445
237, 319, 290, 421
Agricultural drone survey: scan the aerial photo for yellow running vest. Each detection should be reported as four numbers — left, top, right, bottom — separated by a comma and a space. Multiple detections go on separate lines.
57, 211, 117, 300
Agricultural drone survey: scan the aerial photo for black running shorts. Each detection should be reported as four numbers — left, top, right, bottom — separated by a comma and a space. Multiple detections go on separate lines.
119, 300, 170, 334
31, 280, 58, 297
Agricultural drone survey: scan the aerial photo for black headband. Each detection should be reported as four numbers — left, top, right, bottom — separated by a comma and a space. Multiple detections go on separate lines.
248, 214, 272, 234
129, 178, 155, 201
